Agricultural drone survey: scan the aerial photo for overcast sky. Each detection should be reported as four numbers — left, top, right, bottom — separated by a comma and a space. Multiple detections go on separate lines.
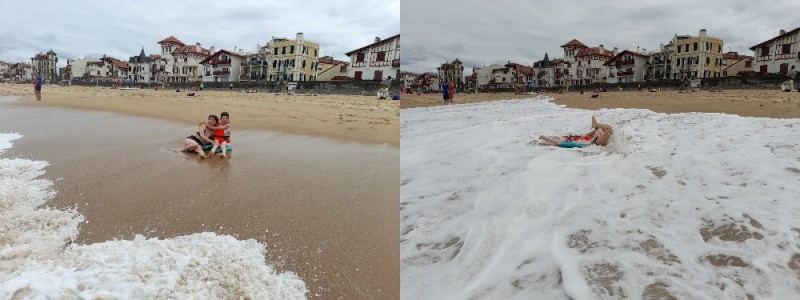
0, 0, 399, 67
402, 0, 800, 75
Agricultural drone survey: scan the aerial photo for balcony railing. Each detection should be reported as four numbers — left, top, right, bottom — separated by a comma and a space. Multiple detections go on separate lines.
617, 59, 634, 65
617, 70, 634, 76
212, 70, 230, 75
213, 58, 232, 65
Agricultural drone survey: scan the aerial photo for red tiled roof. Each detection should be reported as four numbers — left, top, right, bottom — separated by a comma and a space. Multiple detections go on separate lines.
722, 51, 753, 60
505, 63, 532, 74
148, 54, 161, 60
199, 49, 244, 64
345, 34, 400, 56
158, 35, 186, 46
749, 26, 800, 50
603, 50, 646, 66
102, 57, 128, 68
561, 39, 588, 48
318, 56, 347, 65
173, 44, 211, 56
576, 47, 614, 57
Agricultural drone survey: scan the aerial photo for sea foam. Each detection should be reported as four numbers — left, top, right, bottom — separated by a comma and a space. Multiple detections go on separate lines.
401, 96, 800, 300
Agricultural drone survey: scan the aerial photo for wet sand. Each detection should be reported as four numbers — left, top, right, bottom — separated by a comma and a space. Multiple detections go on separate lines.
0, 84, 399, 146
400, 89, 800, 118
0, 99, 399, 299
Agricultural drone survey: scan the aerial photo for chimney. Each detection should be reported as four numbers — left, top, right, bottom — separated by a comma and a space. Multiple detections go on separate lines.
196, 42, 201, 48
699, 29, 707, 37
612, 47, 618, 55
599, 44, 604, 51
780, 29, 786, 35
296, 32, 304, 41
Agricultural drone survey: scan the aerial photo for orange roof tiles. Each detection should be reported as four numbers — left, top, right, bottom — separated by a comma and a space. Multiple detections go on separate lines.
561, 39, 588, 48
576, 47, 614, 57
158, 35, 186, 46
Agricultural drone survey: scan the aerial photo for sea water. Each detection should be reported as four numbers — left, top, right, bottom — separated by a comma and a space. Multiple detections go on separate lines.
400, 96, 800, 299
0, 132, 307, 299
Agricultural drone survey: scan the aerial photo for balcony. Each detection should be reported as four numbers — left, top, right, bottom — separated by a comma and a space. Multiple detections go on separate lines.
212, 70, 230, 75
213, 58, 232, 65
617, 59, 634, 66
617, 70, 634, 76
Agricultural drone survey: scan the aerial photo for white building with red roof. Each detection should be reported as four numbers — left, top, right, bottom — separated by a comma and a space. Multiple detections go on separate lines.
604, 50, 648, 83
561, 39, 616, 86
345, 34, 400, 81
201, 49, 246, 82
749, 27, 800, 75
156, 35, 212, 83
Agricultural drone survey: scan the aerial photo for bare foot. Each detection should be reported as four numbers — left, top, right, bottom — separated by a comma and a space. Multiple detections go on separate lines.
592, 116, 598, 128
220, 153, 227, 158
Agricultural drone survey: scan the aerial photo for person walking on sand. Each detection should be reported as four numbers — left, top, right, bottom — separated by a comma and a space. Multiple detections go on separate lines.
447, 81, 456, 104
33, 72, 42, 101
538, 116, 613, 148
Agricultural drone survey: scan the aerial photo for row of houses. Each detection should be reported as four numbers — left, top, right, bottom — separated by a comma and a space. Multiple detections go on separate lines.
4, 33, 401, 85
402, 27, 799, 90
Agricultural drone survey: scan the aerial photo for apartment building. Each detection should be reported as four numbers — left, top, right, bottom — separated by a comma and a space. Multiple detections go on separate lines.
605, 50, 648, 83
201, 49, 246, 82
269, 33, 320, 82
645, 42, 674, 80
31, 50, 59, 82
671, 29, 724, 79
437, 58, 464, 88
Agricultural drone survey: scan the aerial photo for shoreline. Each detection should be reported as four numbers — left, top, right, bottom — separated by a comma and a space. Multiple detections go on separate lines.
0, 84, 399, 146
399, 89, 800, 119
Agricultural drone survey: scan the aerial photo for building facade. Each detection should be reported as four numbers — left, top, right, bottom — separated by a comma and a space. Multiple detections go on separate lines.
605, 50, 648, 83
240, 43, 271, 81
645, 43, 674, 81
346, 34, 400, 81
573, 45, 615, 85
316, 56, 349, 81
269, 33, 320, 82
532, 53, 566, 88
671, 29, 724, 79
437, 58, 464, 88
156, 36, 211, 83
128, 48, 151, 83
749, 27, 800, 75
201, 49, 246, 82
473, 64, 502, 88
721, 52, 753, 76
10, 63, 32, 81
31, 50, 59, 82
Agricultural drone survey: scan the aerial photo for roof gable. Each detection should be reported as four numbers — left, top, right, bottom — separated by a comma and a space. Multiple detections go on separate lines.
345, 34, 400, 56
561, 39, 588, 48
749, 26, 800, 50
158, 35, 186, 46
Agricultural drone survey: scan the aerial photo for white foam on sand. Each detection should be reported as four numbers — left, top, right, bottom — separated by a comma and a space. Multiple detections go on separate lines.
0, 133, 307, 299
400, 96, 800, 300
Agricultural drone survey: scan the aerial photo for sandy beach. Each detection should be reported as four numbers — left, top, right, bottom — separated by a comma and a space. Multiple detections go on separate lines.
400, 89, 800, 118
0, 90, 398, 299
0, 84, 399, 146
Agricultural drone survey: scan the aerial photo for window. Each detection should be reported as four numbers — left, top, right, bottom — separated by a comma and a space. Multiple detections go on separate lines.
759, 65, 767, 74
677, 46, 681, 53
274, 48, 278, 55
314, 49, 318, 57
685, 45, 689, 52
780, 63, 789, 74
782, 44, 791, 54
373, 70, 383, 80
376, 52, 386, 61
290, 46, 295, 54
719, 45, 722, 53
693, 43, 698, 51
745, 60, 752, 68
356, 53, 365, 62
706, 57, 710, 65
354, 71, 362, 80
761, 47, 769, 56
302, 60, 306, 68
184, 57, 187, 63
282, 47, 286, 54
273, 60, 277, 68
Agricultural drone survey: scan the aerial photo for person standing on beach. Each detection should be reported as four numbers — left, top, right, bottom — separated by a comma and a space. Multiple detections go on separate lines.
448, 81, 455, 104
442, 81, 450, 105
33, 72, 42, 101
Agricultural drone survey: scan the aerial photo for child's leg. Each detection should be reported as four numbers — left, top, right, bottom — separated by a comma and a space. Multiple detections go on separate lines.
209, 140, 220, 155
219, 141, 228, 157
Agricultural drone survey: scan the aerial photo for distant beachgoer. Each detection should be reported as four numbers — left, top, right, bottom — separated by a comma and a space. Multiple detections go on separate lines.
207, 112, 232, 158
442, 81, 450, 105
539, 116, 613, 148
448, 81, 455, 104
200, 82, 204, 91
33, 72, 42, 101
178, 115, 219, 159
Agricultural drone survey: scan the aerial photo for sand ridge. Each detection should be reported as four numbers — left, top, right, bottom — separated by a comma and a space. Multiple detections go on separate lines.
0, 84, 399, 146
